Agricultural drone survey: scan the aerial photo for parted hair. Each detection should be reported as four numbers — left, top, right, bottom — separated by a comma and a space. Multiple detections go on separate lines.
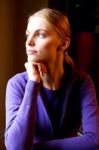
28, 8, 74, 68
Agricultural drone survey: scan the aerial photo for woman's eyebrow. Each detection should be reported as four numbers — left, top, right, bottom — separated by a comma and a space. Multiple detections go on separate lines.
26, 28, 48, 33
25, 29, 49, 37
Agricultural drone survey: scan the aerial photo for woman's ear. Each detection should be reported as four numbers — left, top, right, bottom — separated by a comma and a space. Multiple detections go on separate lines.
61, 37, 70, 51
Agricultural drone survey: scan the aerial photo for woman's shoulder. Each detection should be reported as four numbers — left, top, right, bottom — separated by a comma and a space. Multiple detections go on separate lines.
7, 71, 28, 87
74, 70, 94, 85
72, 70, 96, 95
69, 67, 93, 83
65, 68, 96, 93
64, 62, 92, 85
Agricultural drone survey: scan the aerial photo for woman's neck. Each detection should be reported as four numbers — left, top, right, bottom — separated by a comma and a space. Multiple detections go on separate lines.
41, 59, 64, 90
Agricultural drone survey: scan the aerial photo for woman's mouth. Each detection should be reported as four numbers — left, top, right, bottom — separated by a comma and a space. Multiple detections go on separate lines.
27, 50, 37, 55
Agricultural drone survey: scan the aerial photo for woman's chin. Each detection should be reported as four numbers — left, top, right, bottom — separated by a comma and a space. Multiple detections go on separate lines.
27, 55, 41, 62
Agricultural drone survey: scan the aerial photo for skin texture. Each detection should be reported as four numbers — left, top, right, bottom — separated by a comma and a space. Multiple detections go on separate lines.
25, 16, 68, 89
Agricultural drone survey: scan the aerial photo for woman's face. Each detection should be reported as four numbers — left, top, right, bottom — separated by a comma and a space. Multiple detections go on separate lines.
25, 16, 61, 64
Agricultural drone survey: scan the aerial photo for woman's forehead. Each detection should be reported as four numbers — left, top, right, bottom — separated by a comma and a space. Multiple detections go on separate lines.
27, 16, 52, 32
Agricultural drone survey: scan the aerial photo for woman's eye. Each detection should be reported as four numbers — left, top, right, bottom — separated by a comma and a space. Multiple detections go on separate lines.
39, 34, 45, 38
38, 32, 46, 38
25, 34, 29, 38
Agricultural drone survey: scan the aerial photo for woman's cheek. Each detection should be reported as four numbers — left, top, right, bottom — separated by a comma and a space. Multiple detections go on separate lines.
37, 41, 52, 52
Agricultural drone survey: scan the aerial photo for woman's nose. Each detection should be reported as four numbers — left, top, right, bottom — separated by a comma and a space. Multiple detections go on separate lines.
26, 36, 35, 46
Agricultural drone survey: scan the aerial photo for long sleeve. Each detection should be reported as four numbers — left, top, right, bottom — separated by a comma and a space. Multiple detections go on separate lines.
5, 73, 40, 150
34, 74, 99, 150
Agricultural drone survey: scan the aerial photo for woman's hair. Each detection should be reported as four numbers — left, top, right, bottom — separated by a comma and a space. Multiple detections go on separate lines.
28, 8, 74, 68
28, 8, 71, 39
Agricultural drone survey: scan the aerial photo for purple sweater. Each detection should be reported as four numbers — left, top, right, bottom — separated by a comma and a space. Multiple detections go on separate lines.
5, 70, 99, 150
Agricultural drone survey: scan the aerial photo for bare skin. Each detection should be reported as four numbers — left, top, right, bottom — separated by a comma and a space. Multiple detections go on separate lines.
25, 16, 69, 90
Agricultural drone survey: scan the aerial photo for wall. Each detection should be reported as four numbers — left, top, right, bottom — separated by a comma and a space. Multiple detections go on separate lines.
0, 0, 48, 149
13, 0, 48, 74
0, 0, 14, 149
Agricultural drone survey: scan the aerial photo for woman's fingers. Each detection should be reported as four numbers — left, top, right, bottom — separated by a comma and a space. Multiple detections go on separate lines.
38, 63, 47, 76
25, 62, 40, 82
24, 62, 47, 81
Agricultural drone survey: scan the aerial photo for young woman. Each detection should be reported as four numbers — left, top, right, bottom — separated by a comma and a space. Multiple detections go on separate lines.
5, 8, 99, 150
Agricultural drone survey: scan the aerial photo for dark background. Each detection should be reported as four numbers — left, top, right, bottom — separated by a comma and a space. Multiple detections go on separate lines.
0, 0, 98, 149
49, 0, 99, 103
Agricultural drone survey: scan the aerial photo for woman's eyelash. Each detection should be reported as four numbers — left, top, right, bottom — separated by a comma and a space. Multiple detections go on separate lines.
25, 31, 47, 38
39, 33, 46, 38
25, 33, 29, 38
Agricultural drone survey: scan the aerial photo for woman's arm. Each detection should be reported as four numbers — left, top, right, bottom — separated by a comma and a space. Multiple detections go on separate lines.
5, 61, 47, 150
5, 74, 40, 150
34, 74, 99, 150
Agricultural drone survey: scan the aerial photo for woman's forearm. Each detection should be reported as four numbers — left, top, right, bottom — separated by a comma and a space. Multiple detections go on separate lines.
5, 79, 40, 150
34, 134, 99, 150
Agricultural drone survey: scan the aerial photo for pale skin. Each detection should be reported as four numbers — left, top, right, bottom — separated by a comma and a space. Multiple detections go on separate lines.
25, 16, 70, 90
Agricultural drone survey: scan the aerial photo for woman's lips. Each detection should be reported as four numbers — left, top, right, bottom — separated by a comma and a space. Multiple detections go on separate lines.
27, 50, 37, 55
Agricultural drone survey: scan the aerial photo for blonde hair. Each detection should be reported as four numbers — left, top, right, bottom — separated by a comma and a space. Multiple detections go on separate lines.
29, 8, 71, 39
28, 8, 74, 68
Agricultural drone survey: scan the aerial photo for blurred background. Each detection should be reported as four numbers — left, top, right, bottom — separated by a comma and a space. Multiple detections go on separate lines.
0, 0, 98, 149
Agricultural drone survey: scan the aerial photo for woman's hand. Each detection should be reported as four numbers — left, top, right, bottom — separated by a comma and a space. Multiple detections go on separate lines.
25, 61, 47, 82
